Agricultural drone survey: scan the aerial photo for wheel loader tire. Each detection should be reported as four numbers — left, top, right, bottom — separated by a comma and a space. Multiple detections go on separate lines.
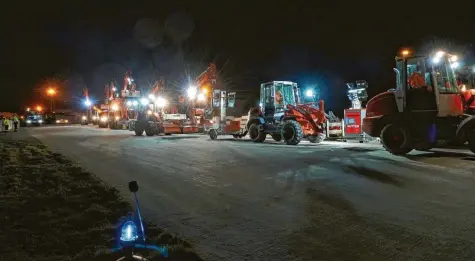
271, 134, 282, 142
209, 129, 218, 140
249, 123, 266, 143
135, 128, 144, 136
308, 134, 325, 144
380, 124, 413, 155
468, 129, 475, 154
282, 120, 303, 145
145, 126, 156, 136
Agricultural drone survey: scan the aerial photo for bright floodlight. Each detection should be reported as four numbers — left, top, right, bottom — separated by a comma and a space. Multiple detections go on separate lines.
259, 103, 263, 107
120, 221, 138, 242
148, 94, 155, 100
155, 97, 167, 107
126, 101, 132, 106
305, 89, 313, 97
432, 57, 441, 64
140, 98, 149, 105
435, 50, 445, 58
111, 104, 119, 111
197, 93, 205, 101
84, 99, 91, 106
132, 100, 138, 106
187, 85, 198, 99
449, 55, 458, 62
451, 62, 459, 69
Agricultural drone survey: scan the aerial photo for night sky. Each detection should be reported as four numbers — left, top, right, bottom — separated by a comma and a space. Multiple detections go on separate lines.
3, 0, 475, 115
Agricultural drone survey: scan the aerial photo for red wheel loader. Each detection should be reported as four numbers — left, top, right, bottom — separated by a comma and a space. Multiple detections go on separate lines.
209, 81, 327, 145
362, 49, 475, 155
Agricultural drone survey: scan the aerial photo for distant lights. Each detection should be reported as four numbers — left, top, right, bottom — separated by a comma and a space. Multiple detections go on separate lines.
140, 98, 149, 106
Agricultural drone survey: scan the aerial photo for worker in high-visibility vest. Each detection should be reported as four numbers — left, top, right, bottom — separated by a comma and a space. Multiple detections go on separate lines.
13, 115, 19, 132
3, 117, 9, 132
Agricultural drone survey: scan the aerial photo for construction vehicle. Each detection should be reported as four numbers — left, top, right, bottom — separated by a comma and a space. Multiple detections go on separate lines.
456, 65, 475, 114
184, 63, 220, 133
362, 49, 475, 155
130, 77, 199, 136
208, 81, 327, 145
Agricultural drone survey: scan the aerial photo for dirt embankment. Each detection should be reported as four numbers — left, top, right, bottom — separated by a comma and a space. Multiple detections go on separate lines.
0, 133, 201, 260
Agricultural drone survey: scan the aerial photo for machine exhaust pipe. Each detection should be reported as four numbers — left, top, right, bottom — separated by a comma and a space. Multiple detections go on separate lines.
319, 100, 325, 113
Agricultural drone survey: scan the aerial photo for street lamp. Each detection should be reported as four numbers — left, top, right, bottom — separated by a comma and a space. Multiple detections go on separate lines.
46, 87, 57, 112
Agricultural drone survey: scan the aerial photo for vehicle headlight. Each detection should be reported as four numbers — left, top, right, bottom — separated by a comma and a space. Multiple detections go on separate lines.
140, 98, 149, 106
92, 116, 97, 120
38, 120, 43, 123
82, 116, 87, 120
27, 120, 32, 123
56, 120, 60, 123
115, 116, 120, 121
100, 116, 108, 122
155, 97, 168, 108
65, 120, 68, 123
120, 221, 138, 242
147, 110, 152, 115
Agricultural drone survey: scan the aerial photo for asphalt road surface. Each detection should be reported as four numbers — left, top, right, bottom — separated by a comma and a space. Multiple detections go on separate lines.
28, 125, 475, 260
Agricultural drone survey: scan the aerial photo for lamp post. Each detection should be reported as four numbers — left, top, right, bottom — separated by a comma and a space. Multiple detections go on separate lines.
46, 88, 57, 112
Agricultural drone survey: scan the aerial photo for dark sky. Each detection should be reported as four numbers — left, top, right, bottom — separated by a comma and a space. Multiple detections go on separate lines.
3, 0, 475, 114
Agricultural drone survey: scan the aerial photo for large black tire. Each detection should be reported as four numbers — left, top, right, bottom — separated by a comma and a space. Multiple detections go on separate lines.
209, 129, 218, 140
281, 120, 303, 145
380, 124, 413, 155
468, 129, 475, 154
271, 134, 282, 142
135, 128, 144, 136
249, 123, 266, 143
308, 133, 325, 144
145, 126, 156, 136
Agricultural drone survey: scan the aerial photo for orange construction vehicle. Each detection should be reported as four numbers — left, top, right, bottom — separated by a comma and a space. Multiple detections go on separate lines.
209, 81, 327, 145
362, 49, 475, 155
186, 63, 219, 132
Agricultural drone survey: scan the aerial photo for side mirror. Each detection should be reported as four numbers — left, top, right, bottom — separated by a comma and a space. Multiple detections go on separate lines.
128, 181, 139, 193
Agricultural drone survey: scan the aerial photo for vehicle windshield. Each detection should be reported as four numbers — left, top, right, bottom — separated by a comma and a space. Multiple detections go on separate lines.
431, 57, 459, 94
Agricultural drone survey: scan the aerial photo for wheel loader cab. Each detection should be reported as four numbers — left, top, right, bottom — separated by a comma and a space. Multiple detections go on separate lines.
397, 53, 463, 117
260, 81, 299, 122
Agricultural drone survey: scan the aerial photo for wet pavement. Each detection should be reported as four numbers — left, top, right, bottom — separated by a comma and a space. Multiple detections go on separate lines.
28, 125, 475, 260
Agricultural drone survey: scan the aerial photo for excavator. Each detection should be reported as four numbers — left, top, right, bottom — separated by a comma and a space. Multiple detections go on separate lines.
209, 81, 327, 145
188, 63, 218, 132
362, 49, 475, 155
